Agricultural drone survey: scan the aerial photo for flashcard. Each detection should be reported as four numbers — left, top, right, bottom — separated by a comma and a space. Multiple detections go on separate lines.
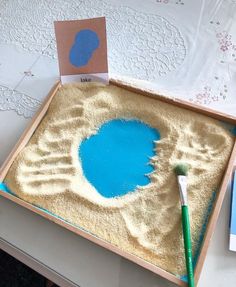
54, 17, 108, 84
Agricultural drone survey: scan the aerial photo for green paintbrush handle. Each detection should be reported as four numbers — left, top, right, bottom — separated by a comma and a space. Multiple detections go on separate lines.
182, 205, 195, 287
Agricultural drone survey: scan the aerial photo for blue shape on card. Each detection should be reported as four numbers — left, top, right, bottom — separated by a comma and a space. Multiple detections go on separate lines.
69, 29, 99, 68
79, 119, 160, 198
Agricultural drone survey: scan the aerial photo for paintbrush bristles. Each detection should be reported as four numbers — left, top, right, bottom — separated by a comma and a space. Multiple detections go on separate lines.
174, 163, 189, 176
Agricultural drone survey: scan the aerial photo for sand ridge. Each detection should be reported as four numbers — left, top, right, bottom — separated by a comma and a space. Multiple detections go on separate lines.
5, 83, 235, 275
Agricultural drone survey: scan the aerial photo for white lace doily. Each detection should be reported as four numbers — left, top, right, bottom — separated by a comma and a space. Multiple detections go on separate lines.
0, 0, 186, 79
0, 0, 187, 118
0, 85, 41, 118
0, 0, 235, 119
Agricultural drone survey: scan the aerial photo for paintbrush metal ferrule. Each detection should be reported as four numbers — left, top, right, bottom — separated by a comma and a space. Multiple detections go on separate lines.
177, 175, 188, 206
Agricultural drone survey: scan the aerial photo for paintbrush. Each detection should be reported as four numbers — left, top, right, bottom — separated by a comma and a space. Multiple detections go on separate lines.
174, 163, 194, 287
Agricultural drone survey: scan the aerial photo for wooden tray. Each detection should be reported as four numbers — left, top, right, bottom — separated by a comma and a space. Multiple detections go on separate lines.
1, 79, 236, 286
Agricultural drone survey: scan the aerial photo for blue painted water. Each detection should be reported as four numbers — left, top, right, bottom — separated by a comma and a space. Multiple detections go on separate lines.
69, 29, 99, 68
0, 182, 13, 194
79, 119, 160, 198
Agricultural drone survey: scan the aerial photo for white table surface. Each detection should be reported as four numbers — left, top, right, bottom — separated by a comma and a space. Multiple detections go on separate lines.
0, 0, 236, 286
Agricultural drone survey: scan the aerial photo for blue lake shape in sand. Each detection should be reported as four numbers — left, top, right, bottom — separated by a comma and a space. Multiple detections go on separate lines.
69, 29, 99, 68
79, 119, 160, 198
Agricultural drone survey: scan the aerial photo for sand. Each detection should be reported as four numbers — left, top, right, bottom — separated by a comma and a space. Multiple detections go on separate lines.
5, 83, 235, 275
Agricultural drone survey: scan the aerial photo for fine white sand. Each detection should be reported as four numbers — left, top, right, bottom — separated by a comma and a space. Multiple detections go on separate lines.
5, 83, 235, 275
